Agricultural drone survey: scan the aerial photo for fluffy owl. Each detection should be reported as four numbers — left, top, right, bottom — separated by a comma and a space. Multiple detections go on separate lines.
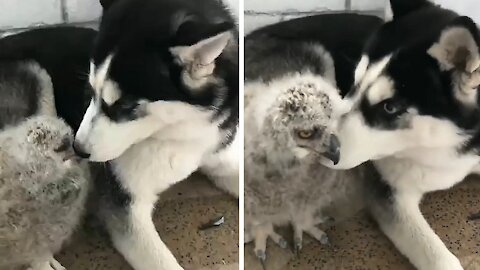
244, 72, 374, 264
0, 115, 90, 270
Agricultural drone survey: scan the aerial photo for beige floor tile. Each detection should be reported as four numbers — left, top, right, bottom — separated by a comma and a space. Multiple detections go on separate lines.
57, 176, 239, 270
245, 178, 480, 270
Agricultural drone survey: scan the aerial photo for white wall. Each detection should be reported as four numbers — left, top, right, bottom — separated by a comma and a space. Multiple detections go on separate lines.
244, 0, 386, 33
0, 0, 476, 36
0, 0, 239, 35
0, 0, 101, 31
244, 0, 480, 34
434, 0, 480, 23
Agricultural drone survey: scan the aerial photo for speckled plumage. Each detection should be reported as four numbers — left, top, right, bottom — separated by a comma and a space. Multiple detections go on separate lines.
244, 44, 373, 260
0, 116, 90, 270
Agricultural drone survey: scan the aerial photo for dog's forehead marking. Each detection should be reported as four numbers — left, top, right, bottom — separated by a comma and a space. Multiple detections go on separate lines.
89, 55, 121, 105
350, 54, 393, 104
102, 80, 121, 105
366, 75, 395, 104
89, 61, 95, 87
89, 55, 113, 94
75, 99, 100, 142
354, 55, 370, 85
358, 55, 392, 93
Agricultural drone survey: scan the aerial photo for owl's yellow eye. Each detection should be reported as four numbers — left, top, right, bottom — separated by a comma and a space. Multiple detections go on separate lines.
297, 130, 314, 139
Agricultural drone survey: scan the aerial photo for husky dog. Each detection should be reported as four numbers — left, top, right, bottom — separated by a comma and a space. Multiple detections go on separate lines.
71, 0, 239, 269
321, 1, 480, 269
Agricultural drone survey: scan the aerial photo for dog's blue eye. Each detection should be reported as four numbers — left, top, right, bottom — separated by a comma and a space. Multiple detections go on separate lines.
383, 101, 398, 114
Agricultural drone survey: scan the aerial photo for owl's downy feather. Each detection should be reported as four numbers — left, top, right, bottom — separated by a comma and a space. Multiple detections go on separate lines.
0, 115, 90, 269
244, 42, 373, 257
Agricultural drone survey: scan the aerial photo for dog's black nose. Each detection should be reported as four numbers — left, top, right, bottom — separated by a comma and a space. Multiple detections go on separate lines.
73, 141, 91, 159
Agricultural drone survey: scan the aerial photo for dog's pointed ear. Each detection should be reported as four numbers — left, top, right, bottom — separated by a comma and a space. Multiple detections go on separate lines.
389, 0, 431, 19
428, 16, 480, 73
170, 31, 232, 78
99, 0, 117, 10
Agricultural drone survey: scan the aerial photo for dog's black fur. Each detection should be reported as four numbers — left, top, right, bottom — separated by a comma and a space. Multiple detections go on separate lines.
0, 27, 96, 131
93, 0, 238, 141
354, 3, 480, 133
326, 1, 480, 269
246, 14, 383, 94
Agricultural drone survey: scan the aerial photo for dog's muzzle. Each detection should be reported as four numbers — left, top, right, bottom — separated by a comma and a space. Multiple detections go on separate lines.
73, 140, 91, 159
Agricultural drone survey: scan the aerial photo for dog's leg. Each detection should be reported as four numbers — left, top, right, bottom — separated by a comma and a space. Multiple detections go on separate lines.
101, 199, 183, 270
205, 167, 239, 198
469, 163, 480, 175
370, 191, 463, 270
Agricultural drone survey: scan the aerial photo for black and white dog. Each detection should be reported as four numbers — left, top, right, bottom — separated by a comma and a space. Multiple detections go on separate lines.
72, 0, 239, 269
322, 1, 480, 269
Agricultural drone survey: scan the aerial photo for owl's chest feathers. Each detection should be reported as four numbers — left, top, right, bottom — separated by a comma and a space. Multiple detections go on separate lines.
250, 155, 339, 210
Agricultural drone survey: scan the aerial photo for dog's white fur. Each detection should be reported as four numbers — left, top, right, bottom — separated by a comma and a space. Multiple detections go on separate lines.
323, 52, 479, 270
77, 98, 237, 270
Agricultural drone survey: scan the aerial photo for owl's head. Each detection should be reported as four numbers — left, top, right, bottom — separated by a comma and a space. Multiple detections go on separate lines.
264, 77, 350, 164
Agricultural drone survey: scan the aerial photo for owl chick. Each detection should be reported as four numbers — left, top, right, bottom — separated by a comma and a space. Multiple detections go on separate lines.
245, 72, 374, 265
0, 115, 90, 270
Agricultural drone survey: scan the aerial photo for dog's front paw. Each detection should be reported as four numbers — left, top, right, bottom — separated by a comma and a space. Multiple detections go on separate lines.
426, 253, 463, 270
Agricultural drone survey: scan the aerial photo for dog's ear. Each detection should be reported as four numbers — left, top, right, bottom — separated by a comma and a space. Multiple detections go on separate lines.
170, 31, 233, 79
429, 16, 480, 103
428, 16, 480, 73
99, 0, 117, 10
389, 0, 431, 19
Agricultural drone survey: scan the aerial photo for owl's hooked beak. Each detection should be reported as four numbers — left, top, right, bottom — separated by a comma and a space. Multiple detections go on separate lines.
320, 134, 340, 165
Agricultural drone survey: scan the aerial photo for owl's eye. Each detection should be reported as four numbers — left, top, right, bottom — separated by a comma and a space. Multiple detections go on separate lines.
297, 129, 315, 139
54, 137, 71, 152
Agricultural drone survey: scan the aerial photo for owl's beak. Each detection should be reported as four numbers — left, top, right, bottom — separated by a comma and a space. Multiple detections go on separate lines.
321, 134, 340, 165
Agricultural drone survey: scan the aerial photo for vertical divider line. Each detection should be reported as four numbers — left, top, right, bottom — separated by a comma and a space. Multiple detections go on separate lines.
239, 0, 245, 268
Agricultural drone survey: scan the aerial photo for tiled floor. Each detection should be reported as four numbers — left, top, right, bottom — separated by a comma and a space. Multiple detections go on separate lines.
57, 174, 239, 270
245, 177, 480, 270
